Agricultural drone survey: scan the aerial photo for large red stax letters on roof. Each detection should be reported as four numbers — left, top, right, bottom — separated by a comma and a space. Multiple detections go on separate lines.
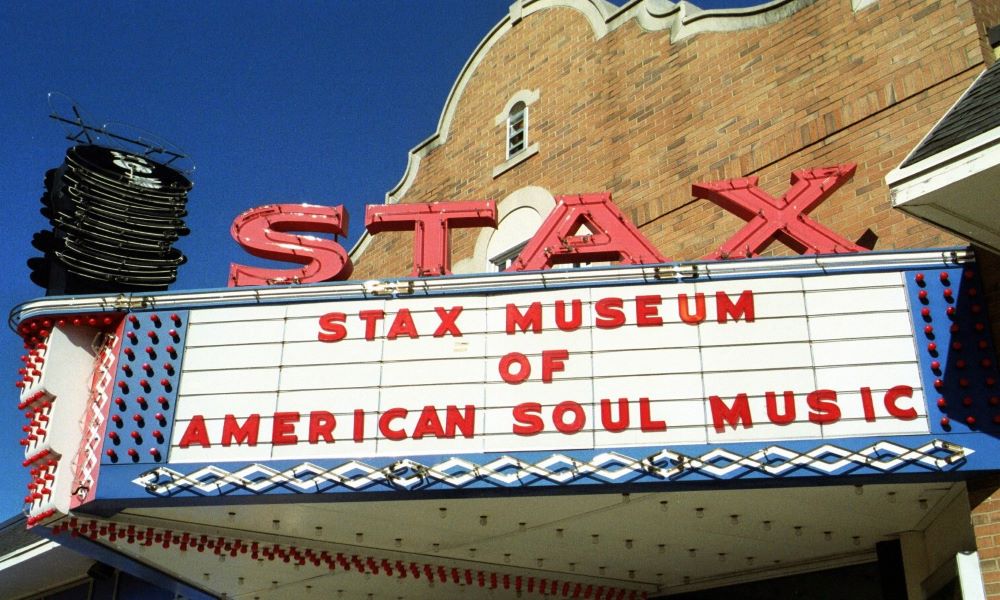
365, 200, 498, 277
227, 164, 861, 286
228, 203, 353, 287
692, 164, 863, 259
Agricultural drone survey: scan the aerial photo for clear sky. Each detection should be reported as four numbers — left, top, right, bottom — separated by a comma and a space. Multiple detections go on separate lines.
1, 0, 766, 518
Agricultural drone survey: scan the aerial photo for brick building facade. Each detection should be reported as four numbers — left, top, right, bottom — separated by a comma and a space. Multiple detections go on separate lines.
349, 0, 1000, 597
7, 1, 1000, 599
352, 0, 990, 279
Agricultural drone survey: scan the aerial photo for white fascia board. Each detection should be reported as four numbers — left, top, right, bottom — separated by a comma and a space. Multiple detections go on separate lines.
886, 127, 1000, 203
0, 539, 59, 571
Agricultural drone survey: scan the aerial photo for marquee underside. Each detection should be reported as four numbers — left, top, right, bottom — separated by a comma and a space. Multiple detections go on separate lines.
52, 481, 957, 598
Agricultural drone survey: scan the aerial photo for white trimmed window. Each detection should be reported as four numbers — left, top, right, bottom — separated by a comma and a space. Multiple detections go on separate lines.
492, 90, 540, 178
489, 240, 528, 272
507, 101, 527, 158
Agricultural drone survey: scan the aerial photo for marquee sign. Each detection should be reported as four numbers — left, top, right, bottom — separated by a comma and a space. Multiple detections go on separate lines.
11, 248, 1000, 522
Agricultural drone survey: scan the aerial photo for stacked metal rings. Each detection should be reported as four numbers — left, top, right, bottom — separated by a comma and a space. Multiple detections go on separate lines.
35, 145, 191, 293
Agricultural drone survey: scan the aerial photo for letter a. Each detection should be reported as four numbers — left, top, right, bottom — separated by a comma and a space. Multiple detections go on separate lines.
511, 193, 668, 270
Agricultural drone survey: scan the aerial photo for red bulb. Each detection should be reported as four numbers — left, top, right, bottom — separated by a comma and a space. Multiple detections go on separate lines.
924, 325, 934, 335
939, 272, 950, 283
918, 290, 928, 301
940, 417, 950, 427
921, 308, 931, 318
915, 273, 925, 284
967, 416, 977, 426
963, 396, 973, 407
931, 361, 941, 371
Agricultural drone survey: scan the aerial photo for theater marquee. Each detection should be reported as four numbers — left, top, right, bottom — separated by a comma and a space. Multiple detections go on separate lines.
11, 248, 1000, 520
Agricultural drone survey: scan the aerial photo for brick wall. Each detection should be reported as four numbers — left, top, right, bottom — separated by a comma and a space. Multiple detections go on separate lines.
969, 0, 1000, 63
353, 0, 988, 279
350, 1, 1000, 592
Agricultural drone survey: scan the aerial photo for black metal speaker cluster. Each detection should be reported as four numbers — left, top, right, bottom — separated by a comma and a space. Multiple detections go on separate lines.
29, 145, 192, 294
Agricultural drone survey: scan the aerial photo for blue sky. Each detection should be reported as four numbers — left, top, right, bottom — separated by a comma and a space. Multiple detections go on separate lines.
1, 0, 765, 517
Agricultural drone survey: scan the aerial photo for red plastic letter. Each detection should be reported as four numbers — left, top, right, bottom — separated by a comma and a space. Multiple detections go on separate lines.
309, 411, 336, 444
379, 408, 409, 440
807, 390, 841, 424
359, 310, 385, 341
229, 204, 353, 286
318, 312, 347, 342
387, 309, 419, 340
884, 385, 917, 420
365, 200, 497, 276
552, 401, 586, 434
716, 291, 755, 323
594, 297, 625, 329
635, 295, 663, 327
222, 414, 260, 446
179, 415, 211, 448
272, 412, 300, 445
507, 303, 542, 334
639, 397, 666, 432
512, 402, 544, 435
499, 352, 531, 384
541, 349, 569, 383
710, 394, 752, 433
433, 307, 463, 337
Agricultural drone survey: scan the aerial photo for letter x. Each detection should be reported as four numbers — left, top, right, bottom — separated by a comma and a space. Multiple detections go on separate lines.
692, 164, 864, 259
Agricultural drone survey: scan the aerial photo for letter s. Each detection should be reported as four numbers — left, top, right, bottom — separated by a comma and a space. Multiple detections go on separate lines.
512, 402, 544, 436
229, 204, 353, 287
